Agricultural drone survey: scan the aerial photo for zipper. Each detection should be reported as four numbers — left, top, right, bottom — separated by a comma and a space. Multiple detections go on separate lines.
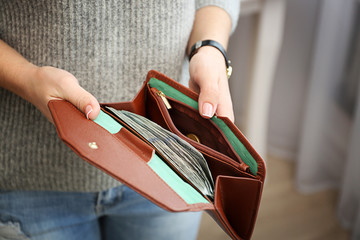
156, 91, 172, 109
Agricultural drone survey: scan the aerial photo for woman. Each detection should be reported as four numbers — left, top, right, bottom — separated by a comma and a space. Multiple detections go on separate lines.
0, 1, 240, 239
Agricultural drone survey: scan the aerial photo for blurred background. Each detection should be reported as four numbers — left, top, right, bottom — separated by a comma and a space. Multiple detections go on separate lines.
198, 0, 360, 239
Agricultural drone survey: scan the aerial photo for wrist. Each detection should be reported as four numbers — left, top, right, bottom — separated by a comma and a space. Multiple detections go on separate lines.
188, 40, 232, 79
194, 46, 225, 65
21, 64, 41, 99
4, 62, 40, 102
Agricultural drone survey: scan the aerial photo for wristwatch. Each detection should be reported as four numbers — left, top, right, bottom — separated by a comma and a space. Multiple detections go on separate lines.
188, 40, 232, 79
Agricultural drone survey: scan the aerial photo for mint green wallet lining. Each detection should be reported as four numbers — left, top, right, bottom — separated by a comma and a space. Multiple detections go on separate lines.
93, 110, 209, 204
93, 110, 122, 134
148, 154, 209, 204
148, 78, 258, 175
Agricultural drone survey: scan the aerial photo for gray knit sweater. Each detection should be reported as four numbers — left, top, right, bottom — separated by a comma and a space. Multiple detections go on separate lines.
0, 0, 240, 191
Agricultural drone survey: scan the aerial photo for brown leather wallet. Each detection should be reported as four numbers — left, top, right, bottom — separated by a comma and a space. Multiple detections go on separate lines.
48, 70, 266, 240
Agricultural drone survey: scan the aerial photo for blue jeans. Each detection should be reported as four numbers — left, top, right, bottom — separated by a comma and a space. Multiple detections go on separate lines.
0, 185, 202, 240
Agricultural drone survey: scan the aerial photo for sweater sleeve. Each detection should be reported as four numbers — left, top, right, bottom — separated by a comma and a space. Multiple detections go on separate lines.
195, 0, 241, 33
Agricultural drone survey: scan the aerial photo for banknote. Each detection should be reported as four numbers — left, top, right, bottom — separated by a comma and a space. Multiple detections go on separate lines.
106, 107, 214, 199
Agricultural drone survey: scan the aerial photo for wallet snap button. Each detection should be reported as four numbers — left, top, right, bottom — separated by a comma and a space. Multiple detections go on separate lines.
88, 142, 98, 149
186, 133, 200, 143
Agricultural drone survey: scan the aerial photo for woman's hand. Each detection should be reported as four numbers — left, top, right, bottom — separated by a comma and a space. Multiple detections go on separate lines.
24, 66, 100, 123
0, 40, 99, 123
189, 46, 235, 122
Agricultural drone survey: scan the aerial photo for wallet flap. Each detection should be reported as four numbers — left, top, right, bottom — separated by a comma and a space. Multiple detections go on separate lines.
48, 100, 211, 212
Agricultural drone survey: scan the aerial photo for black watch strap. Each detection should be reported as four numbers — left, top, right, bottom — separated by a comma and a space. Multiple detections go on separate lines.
188, 40, 232, 79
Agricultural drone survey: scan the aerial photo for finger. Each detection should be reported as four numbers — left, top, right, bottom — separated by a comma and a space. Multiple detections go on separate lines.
191, 74, 219, 119
188, 79, 200, 93
216, 100, 235, 122
215, 80, 235, 122
59, 78, 100, 120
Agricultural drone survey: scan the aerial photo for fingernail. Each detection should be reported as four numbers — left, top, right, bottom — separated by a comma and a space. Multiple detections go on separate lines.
85, 105, 93, 120
202, 102, 213, 118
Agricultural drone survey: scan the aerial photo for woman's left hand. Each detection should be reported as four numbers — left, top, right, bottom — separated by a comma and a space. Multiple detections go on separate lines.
189, 46, 235, 122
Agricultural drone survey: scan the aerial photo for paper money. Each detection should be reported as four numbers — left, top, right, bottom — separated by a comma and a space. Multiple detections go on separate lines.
106, 107, 214, 199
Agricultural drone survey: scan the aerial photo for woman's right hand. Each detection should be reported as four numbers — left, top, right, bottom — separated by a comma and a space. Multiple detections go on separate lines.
23, 66, 100, 123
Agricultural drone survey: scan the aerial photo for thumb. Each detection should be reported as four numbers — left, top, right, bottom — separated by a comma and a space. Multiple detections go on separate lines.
62, 83, 100, 120
196, 79, 219, 119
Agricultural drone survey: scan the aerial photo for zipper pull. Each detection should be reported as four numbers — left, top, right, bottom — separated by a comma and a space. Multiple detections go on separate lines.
156, 91, 172, 109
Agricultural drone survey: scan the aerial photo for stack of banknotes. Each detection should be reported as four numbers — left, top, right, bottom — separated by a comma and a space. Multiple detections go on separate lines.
106, 107, 214, 199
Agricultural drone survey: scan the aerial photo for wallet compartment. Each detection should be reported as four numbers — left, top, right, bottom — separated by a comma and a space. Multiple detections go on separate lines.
146, 77, 259, 176
211, 175, 263, 240
146, 85, 250, 173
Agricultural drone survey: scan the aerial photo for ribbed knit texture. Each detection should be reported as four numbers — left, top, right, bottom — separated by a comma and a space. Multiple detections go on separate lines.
0, 0, 240, 191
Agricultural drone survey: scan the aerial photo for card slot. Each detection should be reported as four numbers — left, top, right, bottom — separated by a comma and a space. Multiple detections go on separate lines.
203, 154, 256, 182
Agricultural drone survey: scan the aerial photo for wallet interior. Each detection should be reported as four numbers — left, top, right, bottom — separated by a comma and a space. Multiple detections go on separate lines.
147, 77, 258, 175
